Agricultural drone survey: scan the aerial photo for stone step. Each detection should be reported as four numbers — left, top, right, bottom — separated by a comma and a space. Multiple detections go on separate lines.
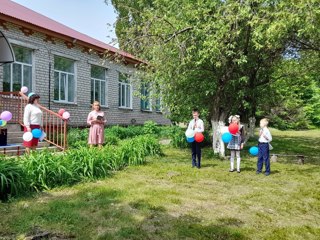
4, 123, 23, 132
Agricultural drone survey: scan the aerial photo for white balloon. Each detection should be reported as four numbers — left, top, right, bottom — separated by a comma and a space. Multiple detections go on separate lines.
185, 129, 195, 138
23, 132, 33, 142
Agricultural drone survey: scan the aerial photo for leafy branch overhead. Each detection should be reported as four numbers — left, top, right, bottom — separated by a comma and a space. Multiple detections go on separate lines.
108, 0, 320, 128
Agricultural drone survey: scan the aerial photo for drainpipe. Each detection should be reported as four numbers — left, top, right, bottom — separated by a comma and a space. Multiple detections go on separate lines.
48, 62, 51, 110
43, 44, 51, 110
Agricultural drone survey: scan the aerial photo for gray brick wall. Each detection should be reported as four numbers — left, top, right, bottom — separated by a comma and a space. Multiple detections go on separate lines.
0, 23, 171, 126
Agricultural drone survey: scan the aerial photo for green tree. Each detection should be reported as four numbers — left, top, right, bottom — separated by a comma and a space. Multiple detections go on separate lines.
108, 0, 320, 154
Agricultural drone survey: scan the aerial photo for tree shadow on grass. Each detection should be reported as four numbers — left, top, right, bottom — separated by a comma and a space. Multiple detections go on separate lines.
7, 186, 248, 240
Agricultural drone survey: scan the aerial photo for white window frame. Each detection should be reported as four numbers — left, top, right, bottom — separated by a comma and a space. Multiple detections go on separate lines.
141, 82, 152, 112
3, 45, 34, 92
91, 65, 108, 107
118, 73, 133, 109
53, 56, 76, 104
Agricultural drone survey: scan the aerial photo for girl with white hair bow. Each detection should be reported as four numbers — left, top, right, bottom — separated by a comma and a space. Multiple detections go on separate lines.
227, 115, 245, 173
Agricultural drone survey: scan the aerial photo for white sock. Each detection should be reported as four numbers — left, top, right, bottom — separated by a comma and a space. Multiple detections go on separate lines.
230, 158, 234, 170
237, 158, 241, 171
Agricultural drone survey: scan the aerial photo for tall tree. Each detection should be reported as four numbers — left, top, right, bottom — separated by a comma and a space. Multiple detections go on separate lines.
108, 0, 320, 155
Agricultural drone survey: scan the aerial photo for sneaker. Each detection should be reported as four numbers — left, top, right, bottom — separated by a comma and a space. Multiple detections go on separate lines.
237, 170, 241, 173
265, 172, 270, 176
229, 169, 235, 172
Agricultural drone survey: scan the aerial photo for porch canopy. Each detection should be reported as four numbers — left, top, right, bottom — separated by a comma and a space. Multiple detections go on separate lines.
0, 30, 15, 65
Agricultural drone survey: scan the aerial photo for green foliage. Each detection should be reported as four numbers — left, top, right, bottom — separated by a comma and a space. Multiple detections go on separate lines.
67, 128, 89, 148
22, 151, 74, 191
257, 53, 320, 130
0, 158, 27, 201
0, 135, 162, 200
110, 0, 320, 126
143, 121, 160, 135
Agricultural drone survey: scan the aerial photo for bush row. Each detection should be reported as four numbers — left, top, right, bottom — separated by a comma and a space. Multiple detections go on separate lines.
67, 121, 169, 148
0, 135, 162, 201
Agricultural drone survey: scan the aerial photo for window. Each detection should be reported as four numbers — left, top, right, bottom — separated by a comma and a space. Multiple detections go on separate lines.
155, 97, 162, 112
141, 82, 152, 111
118, 73, 132, 108
3, 45, 33, 92
54, 56, 75, 103
91, 65, 107, 106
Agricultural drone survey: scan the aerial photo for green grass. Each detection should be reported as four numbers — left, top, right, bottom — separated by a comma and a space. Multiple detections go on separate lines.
0, 129, 320, 239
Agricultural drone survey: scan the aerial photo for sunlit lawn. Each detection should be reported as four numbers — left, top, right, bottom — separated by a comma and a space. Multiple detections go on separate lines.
0, 129, 319, 239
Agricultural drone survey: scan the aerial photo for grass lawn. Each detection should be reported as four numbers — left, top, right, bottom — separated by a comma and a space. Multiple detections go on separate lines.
0, 129, 320, 240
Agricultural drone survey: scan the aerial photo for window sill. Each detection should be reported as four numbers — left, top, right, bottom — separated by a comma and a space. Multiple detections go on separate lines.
118, 107, 133, 111
141, 109, 153, 113
53, 100, 77, 106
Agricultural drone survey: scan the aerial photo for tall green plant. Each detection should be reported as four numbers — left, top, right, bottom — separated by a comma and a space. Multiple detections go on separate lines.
0, 158, 27, 201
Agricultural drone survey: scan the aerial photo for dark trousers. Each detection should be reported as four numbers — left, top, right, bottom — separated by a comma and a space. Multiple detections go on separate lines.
257, 143, 270, 173
191, 141, 201, 168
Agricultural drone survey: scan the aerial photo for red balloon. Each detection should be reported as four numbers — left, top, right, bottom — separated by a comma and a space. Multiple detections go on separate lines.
228, 123, 239, 135
194, 132, 204, 143
58, 109, 65, 116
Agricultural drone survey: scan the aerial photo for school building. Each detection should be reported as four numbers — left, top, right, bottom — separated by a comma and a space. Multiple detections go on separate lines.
0, 0, 171, 126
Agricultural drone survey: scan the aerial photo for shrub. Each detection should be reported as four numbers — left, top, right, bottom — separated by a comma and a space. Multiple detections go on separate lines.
68, 128, 89, 148
1, 133, 163, 199
68, 147, 109, 180
22, 150, 75, 191
107, 125, 144, 139
0, 158, 27, 201
143, 121, 160, 135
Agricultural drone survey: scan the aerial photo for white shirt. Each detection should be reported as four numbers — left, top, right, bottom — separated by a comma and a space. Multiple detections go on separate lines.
188, 118, 204, 133
23, 104, 43, 127
259, 127, 272, 143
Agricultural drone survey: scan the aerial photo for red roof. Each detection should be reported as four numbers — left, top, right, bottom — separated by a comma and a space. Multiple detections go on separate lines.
0, 0, 143, 64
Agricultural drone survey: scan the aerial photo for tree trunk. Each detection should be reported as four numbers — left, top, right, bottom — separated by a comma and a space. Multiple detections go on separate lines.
211, 120, 228, 157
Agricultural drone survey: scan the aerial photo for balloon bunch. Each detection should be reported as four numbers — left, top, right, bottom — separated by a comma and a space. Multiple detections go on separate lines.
185, 129, 204, 143
23, 128, 43, 142
221, 123, 258, 156
58, 108, 70, 119
221, 123, 239, 143
0, 111, 13, 127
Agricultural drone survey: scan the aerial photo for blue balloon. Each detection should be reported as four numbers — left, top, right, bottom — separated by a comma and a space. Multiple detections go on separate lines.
0, 120, 2, 126
186, 137, 195, 143
28, 92, 35, 98
32, 128, 42, 139
249, 146, 259, 156
222, 132, 232, 143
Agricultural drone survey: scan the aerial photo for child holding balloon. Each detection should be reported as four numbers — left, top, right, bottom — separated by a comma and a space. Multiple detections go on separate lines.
87, 101, 106, 148
227, 115, 245, 173
23, 93, 43, 154
187, 109, 204, 168
257, 118, 272, 176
